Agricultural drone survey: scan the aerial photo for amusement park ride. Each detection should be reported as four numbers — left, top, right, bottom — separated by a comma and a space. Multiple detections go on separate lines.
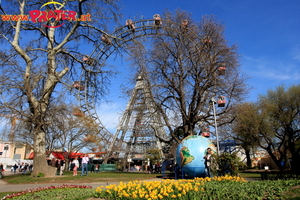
104, 74, 168, 163
71, 14, 227, 164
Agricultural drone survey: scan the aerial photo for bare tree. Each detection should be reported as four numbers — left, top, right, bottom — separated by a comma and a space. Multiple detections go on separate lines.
0, 0, 120, 177
128, 10, 249, 144
44, 103, 101, 154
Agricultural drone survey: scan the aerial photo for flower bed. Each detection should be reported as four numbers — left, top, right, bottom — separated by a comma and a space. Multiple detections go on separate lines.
95, 176, 300, 200
2, 185, 94, 200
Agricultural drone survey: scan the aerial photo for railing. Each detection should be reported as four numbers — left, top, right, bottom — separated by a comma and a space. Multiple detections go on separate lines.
99, 164, 116, 171
260, 170, 300, 180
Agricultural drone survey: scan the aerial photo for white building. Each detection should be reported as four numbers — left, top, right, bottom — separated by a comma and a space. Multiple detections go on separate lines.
0, 140, 33, 169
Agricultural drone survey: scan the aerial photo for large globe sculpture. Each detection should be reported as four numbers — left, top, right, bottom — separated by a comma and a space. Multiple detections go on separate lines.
176, 135, 216, 178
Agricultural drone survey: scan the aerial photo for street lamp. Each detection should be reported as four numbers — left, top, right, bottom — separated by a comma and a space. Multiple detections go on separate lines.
127, 158, 132, 172
210, 97, 220, 155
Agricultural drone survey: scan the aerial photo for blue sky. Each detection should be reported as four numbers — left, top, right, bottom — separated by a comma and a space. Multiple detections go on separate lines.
97, 0, 300, 131
120, 0, 300, 100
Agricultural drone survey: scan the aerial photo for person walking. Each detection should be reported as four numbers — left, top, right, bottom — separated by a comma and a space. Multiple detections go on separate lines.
29, 164, 33, 172
56, 159, 61, 175
81, 154, 89, 176
72, 157, 80, 176
22, 164, 28, 175
18, 163, 21, 172
0, 163, 4, 175
95, 164, 99, 173
59, 159, 65, 176
90, 164, 95, 173
13, 164, 18, 173
204, 148, 212, 177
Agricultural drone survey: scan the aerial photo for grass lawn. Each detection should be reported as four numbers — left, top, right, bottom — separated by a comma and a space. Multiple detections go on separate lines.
239, 172, 261, 179
1, 171, 158, 184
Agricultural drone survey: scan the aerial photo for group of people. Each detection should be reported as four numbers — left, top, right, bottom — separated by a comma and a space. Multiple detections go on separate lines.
70, 153, 89, 176
47, 154, 90, 176
49, 158, 65, 175
17, 163, 32, 174
145, 163, 162, 174
11, 163, 32, 174
0, 162, 33, 176
90, 164, 100, 173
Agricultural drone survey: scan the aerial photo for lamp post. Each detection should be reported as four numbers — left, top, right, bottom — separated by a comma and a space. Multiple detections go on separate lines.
127, 157, 132, 172
211, 97, 220, 155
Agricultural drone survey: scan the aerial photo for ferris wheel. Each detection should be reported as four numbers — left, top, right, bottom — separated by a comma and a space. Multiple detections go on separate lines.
71, 15, 227, 159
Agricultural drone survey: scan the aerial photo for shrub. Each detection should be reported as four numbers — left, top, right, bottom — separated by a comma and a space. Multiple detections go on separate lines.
37, 173, 45, 177
211, 152, 244, 176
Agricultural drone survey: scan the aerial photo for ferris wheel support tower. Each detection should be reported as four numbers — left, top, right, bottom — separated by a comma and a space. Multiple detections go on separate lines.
103, 74, 167, 164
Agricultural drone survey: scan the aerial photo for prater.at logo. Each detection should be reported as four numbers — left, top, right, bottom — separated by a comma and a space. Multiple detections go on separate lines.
1, 1, 91, 28
30, 1, 74, 28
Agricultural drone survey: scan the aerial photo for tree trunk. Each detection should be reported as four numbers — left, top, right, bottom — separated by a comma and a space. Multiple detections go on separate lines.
31, 130, 56, 177
266, 148, 283, 170
244, 148, 252, 168
291, 153, 300, 172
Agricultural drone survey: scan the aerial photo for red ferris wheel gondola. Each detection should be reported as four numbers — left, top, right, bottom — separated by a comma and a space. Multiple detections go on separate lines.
217, 96, 226, 107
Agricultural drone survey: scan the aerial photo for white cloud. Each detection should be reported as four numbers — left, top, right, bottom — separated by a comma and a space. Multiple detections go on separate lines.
241, 55, 300, 101
292, 45, 300, 62
242, 56, 300, 81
